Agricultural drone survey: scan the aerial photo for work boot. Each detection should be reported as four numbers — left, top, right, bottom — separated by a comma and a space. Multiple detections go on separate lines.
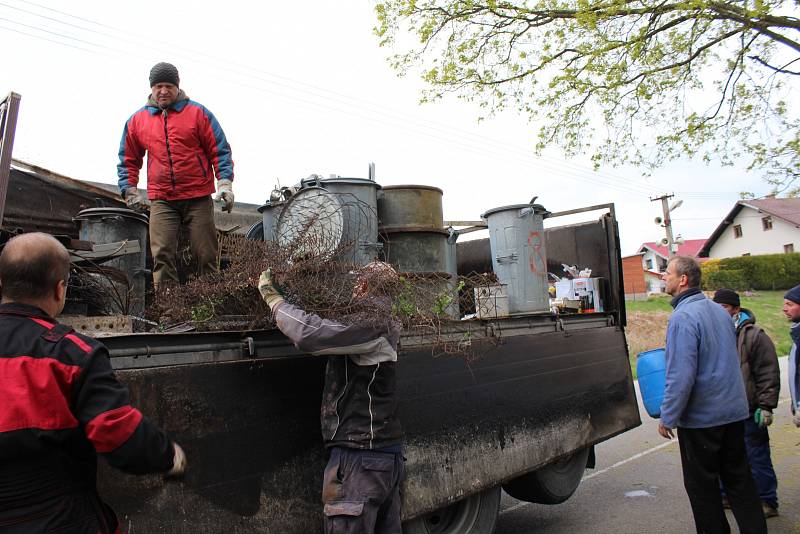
761, 502, 778, 518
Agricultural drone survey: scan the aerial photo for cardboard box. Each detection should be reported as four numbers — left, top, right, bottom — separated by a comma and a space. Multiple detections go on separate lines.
554, 277, 605, 313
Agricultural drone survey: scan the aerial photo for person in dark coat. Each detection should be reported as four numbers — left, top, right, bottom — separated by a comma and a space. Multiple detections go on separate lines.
258, 261, 404, 534
713, 288, 780, 518
658, 257, 766, 534
0, 233, 186, 534
784, 283, 800, 430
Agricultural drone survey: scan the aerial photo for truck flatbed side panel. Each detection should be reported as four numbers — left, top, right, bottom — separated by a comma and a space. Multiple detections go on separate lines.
399, 325, 639, 518
97, 323, 639, 533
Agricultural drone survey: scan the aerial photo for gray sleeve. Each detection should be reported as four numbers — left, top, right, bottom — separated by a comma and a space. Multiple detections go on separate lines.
273, 301, 393, 356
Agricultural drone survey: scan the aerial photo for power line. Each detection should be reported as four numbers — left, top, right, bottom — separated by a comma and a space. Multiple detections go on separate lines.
0, 0, 731, 198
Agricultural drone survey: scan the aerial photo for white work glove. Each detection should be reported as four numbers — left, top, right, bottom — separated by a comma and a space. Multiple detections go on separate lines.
754, 408, 773, 428
166, 442, 187, 477
258, 269, 284, 310
215, 179, 234, 213
124, 188, 149, 211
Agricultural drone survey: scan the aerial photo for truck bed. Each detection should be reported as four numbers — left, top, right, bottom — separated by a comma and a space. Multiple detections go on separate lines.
98, 312, 640, 533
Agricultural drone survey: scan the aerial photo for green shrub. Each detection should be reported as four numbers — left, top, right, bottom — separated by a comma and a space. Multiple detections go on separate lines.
701, 253, 800, 290
703, 269, 748, 291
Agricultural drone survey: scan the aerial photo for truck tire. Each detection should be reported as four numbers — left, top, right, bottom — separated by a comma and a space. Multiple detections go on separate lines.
502, 447, 590, 504
402, 486, 501, 534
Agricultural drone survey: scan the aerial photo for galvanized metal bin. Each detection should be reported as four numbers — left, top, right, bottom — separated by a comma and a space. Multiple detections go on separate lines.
482, 203, 550, 313
74, 207, 149, 317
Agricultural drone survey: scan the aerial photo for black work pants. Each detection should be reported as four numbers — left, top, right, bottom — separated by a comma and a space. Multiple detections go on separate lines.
678, 421, 766, 534
322, 446, 404, 534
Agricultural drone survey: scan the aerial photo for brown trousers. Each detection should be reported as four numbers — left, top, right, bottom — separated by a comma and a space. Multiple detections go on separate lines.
149, 196, 218, 286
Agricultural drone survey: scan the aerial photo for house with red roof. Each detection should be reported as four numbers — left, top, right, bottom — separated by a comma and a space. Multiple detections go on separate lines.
698, 198, 800, 258
622, 239, 706, 298
637, 239, 707, 273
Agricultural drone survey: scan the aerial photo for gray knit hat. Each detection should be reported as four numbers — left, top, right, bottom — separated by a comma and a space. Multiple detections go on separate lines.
149, 62, 179, 87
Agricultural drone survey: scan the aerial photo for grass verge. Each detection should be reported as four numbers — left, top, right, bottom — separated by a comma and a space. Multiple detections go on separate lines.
626, 290, 793, 378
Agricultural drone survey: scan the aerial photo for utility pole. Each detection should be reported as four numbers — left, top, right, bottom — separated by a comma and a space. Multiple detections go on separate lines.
651, 193, 676, 257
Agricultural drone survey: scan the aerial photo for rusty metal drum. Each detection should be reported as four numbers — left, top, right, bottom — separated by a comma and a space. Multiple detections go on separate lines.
377, 185, 443, 232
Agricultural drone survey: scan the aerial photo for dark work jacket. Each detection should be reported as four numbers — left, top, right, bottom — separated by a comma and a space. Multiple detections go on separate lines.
735, 309, 780, 413
272, 300, 403, 450
0, 303, 174, 533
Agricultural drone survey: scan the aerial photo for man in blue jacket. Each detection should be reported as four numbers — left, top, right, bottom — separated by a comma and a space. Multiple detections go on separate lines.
659, 256, 765, 534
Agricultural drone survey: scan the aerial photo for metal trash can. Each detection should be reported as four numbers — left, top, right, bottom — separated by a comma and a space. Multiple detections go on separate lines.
482, 203, 550, 313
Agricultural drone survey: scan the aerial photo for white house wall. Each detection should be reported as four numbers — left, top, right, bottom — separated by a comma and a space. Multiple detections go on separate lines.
709, 207, 800, 258
640, 249, 667, 272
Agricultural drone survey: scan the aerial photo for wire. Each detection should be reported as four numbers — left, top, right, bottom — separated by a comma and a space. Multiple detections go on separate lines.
0, 0, 740, 198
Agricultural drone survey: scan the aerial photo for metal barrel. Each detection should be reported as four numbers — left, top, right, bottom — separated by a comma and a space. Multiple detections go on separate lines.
257, 201, 284, 242
380, 228, 449, 273
481, 203, 550, 313
74, 207, 149, 317
377, 185, 443, 231
377, 185, 459, 318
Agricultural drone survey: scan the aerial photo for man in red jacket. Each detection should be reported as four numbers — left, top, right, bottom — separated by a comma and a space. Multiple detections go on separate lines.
117, 62, 235, 287
0, 233, 186, 533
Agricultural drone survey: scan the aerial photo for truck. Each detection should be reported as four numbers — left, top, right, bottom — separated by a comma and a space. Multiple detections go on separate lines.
0, 92, 640, 534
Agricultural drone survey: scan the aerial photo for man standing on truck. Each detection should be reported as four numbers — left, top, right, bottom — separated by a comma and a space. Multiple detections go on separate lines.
712, 288, 780, 518
658, 256, 766, 534
783, 284, 800, 429
117, 61, 235, 288
0, 233, 186, 533
258, 262, 404, 534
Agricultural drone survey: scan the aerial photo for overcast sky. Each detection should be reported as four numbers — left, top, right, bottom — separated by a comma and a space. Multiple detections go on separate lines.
1, 0, 776, 256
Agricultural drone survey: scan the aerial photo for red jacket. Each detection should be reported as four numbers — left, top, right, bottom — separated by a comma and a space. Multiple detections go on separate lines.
0, 303, 175, 533
117, 93, 234, 201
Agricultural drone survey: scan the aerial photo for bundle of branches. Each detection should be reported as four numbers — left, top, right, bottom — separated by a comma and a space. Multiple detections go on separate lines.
67, 265, 131, 315
147, 234, 274, 330
67, 265, 135, 316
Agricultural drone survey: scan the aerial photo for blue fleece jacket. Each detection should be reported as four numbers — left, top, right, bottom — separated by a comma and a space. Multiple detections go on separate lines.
660, 290, 749, 429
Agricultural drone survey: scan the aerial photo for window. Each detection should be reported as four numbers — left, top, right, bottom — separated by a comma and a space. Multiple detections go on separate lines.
733, 224, 743, 238
645, 259, 653, 270
785, 243, 794, 254
762, 216, 773, 231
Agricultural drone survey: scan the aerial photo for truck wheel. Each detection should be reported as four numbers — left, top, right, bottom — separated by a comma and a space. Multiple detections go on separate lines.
502, 447, 590, 504
403, 486, 501, 534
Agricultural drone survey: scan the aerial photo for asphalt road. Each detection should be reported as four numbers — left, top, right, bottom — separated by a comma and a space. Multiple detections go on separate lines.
496, 358, 800, 534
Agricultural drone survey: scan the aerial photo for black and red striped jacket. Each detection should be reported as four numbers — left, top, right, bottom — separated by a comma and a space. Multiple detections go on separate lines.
0, 303, 174, 533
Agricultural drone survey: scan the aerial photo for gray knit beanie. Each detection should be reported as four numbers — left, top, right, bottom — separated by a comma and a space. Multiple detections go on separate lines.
149, 62, 179, 87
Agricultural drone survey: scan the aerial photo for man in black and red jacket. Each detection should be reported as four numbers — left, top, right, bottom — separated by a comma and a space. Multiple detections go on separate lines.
0, 233, 186, 533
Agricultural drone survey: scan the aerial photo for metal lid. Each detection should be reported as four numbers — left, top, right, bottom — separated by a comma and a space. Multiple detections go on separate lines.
74, 207, 149, 224
301, 177, 382, 189
481, 203, 549, 219
275, 187, 344, 258
257, 201, 284, 213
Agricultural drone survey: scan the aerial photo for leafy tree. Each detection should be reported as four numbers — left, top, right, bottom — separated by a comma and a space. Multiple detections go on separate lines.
375, 0, 800, 187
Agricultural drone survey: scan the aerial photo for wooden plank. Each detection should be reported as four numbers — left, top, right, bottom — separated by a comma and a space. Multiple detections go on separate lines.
69, 240, 140, 262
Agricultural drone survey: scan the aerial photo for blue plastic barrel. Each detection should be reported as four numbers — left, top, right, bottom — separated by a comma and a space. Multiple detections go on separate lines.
636, 348, 666, 418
